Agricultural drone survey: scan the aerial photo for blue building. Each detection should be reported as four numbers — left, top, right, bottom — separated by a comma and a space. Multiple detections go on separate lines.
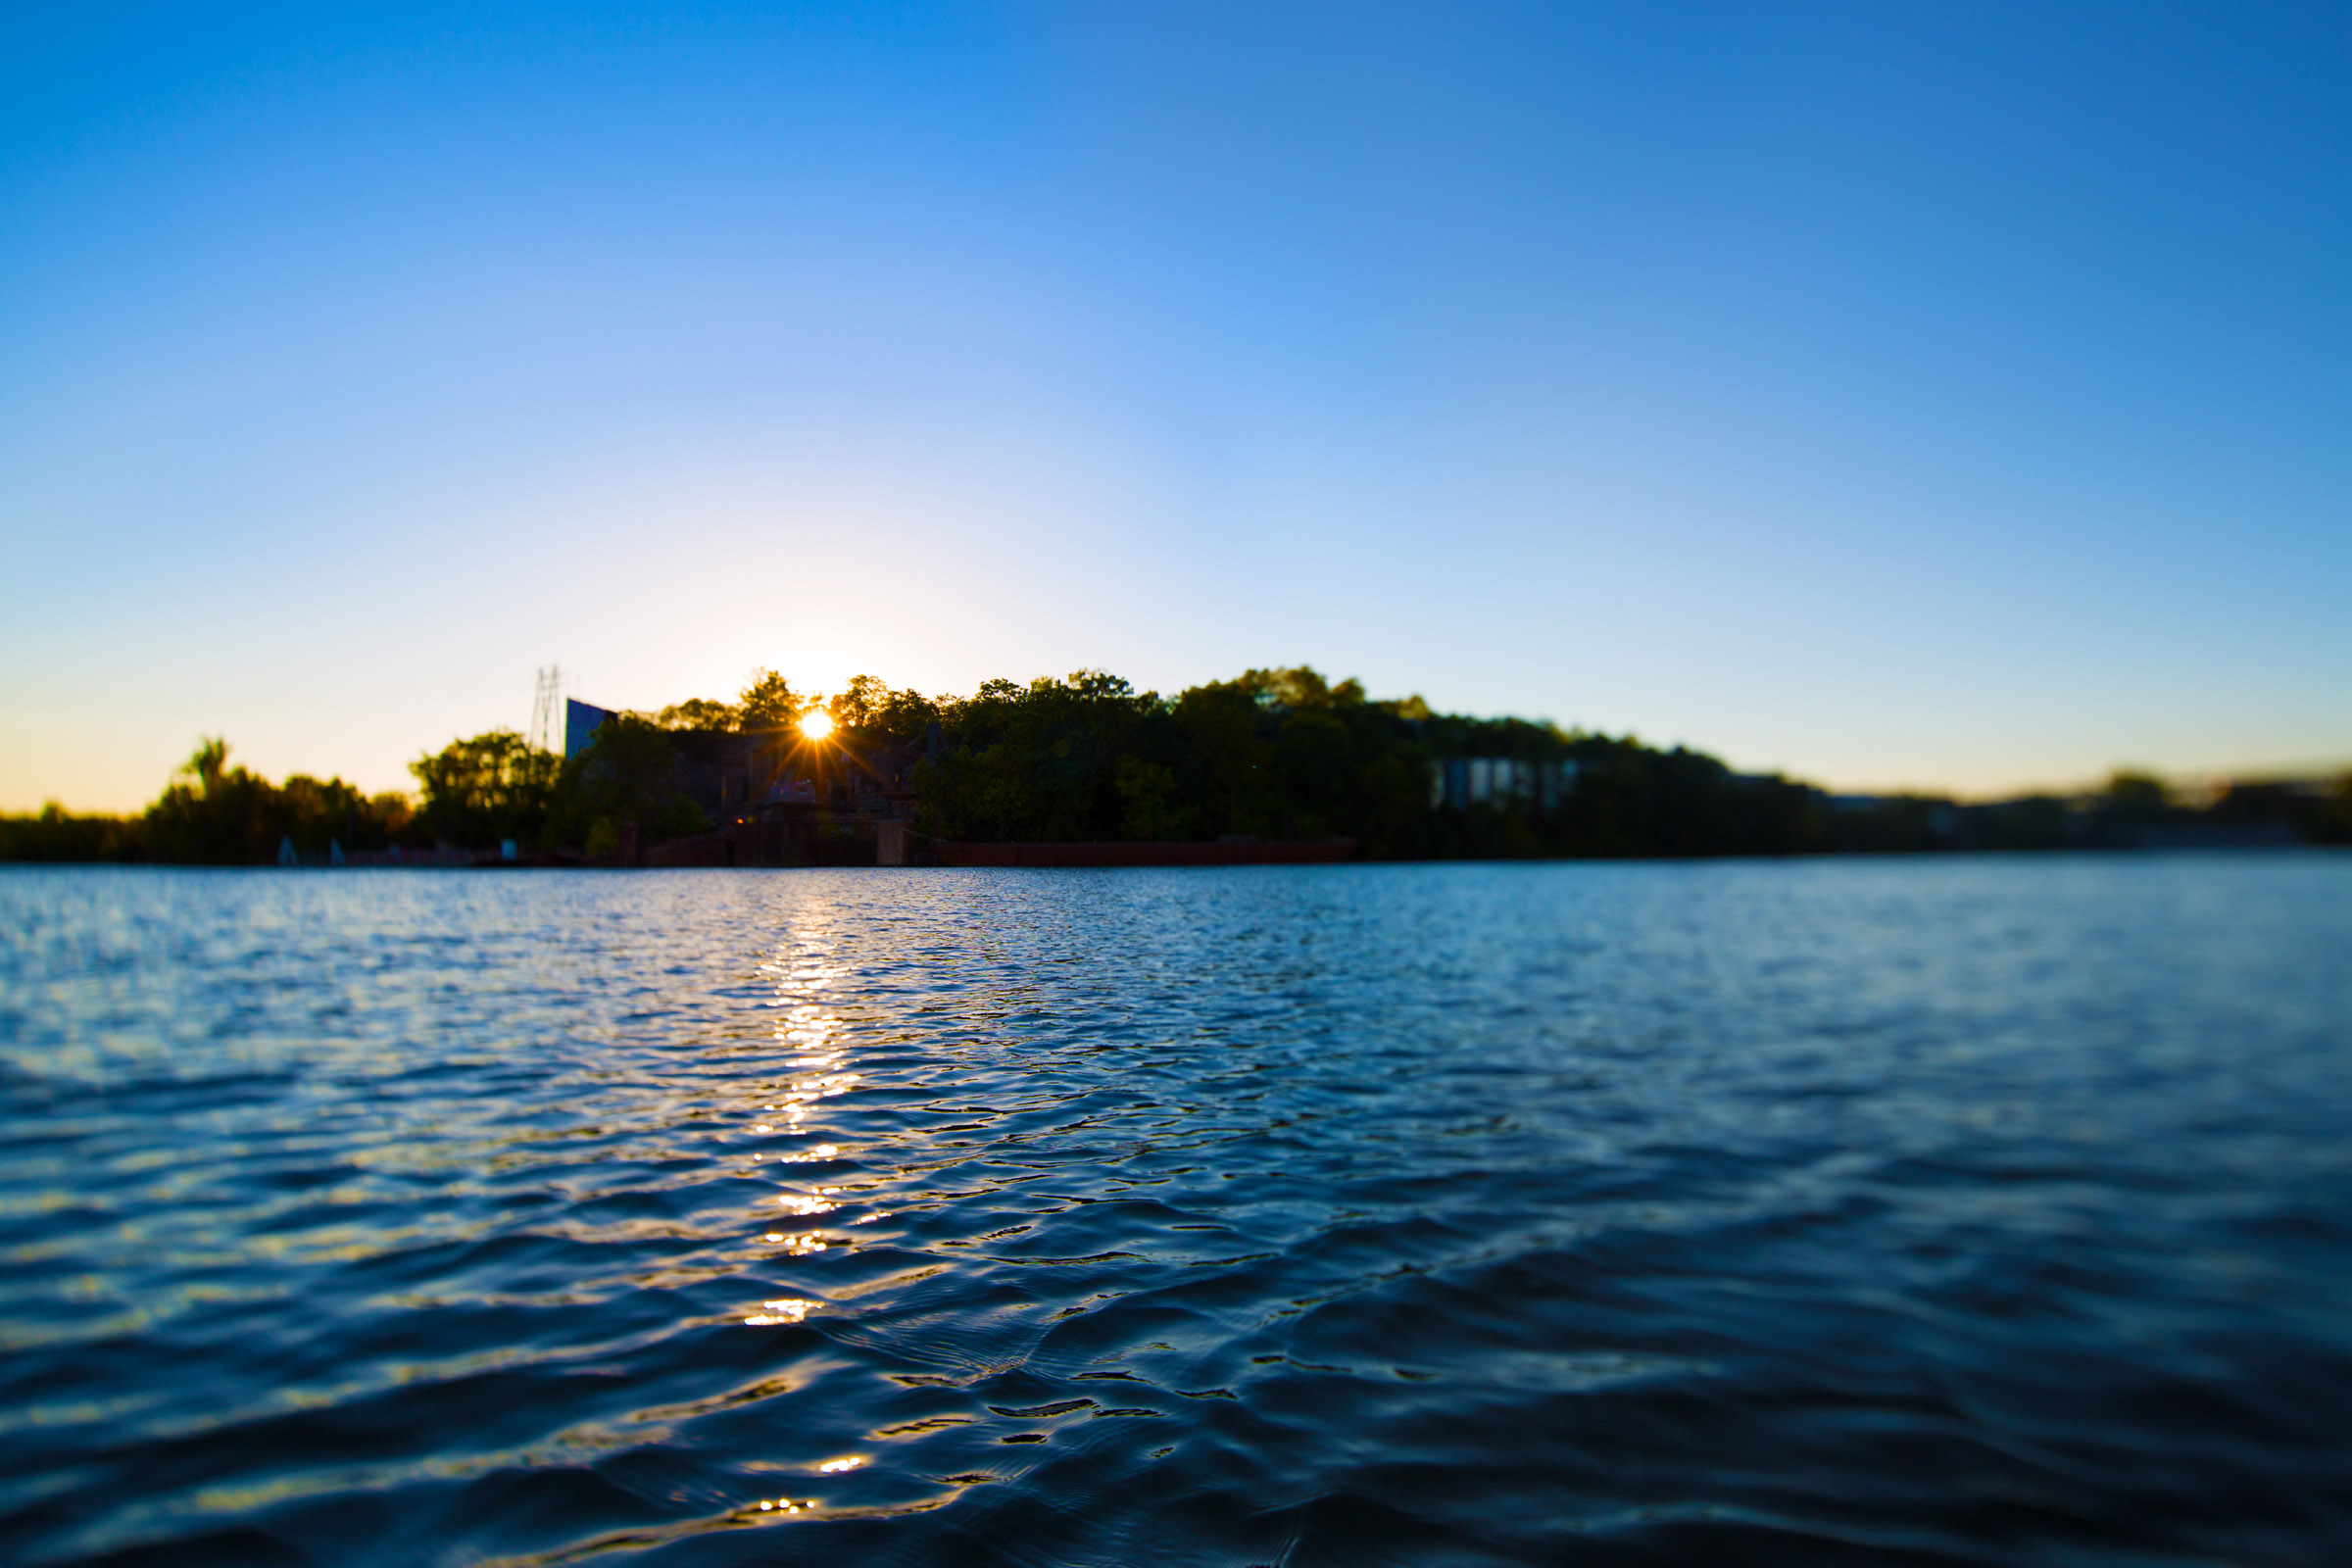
564, 699, 617, 760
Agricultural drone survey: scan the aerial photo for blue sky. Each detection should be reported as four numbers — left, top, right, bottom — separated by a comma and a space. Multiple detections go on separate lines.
4, 1, 2346, 808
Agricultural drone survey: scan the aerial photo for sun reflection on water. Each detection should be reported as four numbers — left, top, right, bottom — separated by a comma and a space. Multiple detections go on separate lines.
740, 936, 883, 1332
730, 923, 914, 1512
743, 1298, 815, 1326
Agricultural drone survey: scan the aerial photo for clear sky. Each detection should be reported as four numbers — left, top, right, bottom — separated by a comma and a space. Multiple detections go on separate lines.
4, 1, 2347, 810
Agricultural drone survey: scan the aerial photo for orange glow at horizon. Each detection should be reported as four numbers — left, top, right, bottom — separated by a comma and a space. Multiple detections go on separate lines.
799, 710, 836, 741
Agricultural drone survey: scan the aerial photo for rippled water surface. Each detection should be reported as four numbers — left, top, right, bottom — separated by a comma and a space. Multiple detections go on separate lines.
3, 858, 2349, 1566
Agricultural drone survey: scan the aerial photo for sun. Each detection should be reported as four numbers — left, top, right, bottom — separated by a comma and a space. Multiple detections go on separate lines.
799, 710, 836, 741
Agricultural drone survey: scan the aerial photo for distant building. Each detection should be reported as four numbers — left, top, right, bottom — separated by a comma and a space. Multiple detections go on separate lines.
1430, 758, 1579, 813
564, 699, 617, 759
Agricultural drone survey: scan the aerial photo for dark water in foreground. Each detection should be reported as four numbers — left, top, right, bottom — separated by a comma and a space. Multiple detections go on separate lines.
2, 858, 2348, 1567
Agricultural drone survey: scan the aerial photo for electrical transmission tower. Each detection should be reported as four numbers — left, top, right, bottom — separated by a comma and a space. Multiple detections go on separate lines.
529, 666, 563, 756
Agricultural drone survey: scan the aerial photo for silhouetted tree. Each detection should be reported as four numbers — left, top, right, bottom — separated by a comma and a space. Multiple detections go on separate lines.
657, 697, 741, 731
544, 712, 706, 855
411, 730, 559, 849
738, 668, 805, 732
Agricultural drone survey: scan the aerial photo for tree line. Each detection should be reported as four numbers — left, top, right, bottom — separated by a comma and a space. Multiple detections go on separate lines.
7, 665, 2348, 861
0, 739, 418, 863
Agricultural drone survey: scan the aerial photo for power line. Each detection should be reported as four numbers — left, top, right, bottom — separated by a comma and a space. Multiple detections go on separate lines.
529, 665, 562, 756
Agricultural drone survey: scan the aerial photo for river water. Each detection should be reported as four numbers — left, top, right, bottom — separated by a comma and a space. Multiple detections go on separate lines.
1, 858, 2347, 1566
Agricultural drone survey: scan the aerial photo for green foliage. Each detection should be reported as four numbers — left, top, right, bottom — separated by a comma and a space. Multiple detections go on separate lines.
0, 804, 143, 861
544, 711, 707, 853
657, 697, 741, 731
914, 671, 1166, 842
656, 665, 827, 733
911, 665, 1446, 852
2204, 772, 2352, 845
1114, 756, 1191, 841
829, 674, 890, 729
410, 730, 560, 849
2101, 770, 2171, 818
822, 673, 938, 747
737, 668, 804, 732
2323, 774, 2352, 845
902, 662, 2005, 858
141, 739, 415, 863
